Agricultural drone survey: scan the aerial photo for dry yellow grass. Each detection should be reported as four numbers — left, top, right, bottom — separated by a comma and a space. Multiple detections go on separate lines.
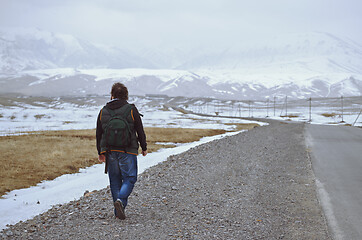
321, 112, 339, 118
0, 127, 238, 196
1, 130, 97, 197
280, 114, 300, 118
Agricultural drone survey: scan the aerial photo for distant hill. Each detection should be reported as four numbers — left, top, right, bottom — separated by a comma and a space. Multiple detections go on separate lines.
1, 29, 361, 99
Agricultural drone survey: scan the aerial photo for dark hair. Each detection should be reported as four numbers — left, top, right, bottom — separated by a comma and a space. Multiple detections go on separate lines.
111, 82, 128, 100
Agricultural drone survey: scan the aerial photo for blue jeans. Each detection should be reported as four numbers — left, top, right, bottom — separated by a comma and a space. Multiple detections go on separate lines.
107, 152, 138, 209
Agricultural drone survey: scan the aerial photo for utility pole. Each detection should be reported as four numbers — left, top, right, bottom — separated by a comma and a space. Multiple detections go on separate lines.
273, 96, 276, 116
219, 101, 222, 116
353, 109, 362, 126
251, 101, 253, 117
309, 97, 312, 122
231, 102, 234, 117
249, 101, 251, 117
266, 98, 269, 117
341, 96, 344, 122
285, 96, 288, 117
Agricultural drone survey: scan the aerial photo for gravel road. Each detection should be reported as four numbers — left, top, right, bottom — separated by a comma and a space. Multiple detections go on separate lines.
1, 120, 330, 239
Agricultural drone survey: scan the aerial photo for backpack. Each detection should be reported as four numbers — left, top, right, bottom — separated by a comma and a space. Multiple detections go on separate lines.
103, 104, 133, 151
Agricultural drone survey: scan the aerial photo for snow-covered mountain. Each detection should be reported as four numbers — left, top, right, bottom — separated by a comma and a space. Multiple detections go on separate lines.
0, 28, 154, 73
0, 29, 361, 99
1, 68, 361, 100
181, 32, 362, 73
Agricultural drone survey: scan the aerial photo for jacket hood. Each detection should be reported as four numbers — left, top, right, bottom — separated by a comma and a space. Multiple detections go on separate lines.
106, 99, 128, 110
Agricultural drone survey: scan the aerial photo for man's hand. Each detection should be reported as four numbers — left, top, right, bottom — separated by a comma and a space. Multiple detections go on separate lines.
142, 150, 148, 156
98, 154, 106, 163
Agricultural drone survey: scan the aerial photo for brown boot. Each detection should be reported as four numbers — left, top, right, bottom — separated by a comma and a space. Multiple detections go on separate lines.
114, 199, 126, 220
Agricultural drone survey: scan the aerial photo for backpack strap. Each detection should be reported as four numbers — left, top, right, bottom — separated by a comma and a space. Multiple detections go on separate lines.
120, 104, 133, 119
105, 107, 115, 117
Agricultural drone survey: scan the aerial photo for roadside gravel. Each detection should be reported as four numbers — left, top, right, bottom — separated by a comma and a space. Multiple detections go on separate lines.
1, 120, 330, 239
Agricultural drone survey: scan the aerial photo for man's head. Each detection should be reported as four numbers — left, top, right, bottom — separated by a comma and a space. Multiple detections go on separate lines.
111, 82, 128, 100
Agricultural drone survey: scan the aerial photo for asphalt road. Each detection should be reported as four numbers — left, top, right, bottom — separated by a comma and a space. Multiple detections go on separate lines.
306, 124, 362, 240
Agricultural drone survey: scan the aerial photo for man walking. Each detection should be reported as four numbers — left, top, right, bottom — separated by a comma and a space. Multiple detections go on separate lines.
96, 82, 147, 220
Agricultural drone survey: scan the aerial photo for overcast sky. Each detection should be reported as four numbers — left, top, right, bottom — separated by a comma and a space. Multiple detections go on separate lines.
1, 0, 361, 51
